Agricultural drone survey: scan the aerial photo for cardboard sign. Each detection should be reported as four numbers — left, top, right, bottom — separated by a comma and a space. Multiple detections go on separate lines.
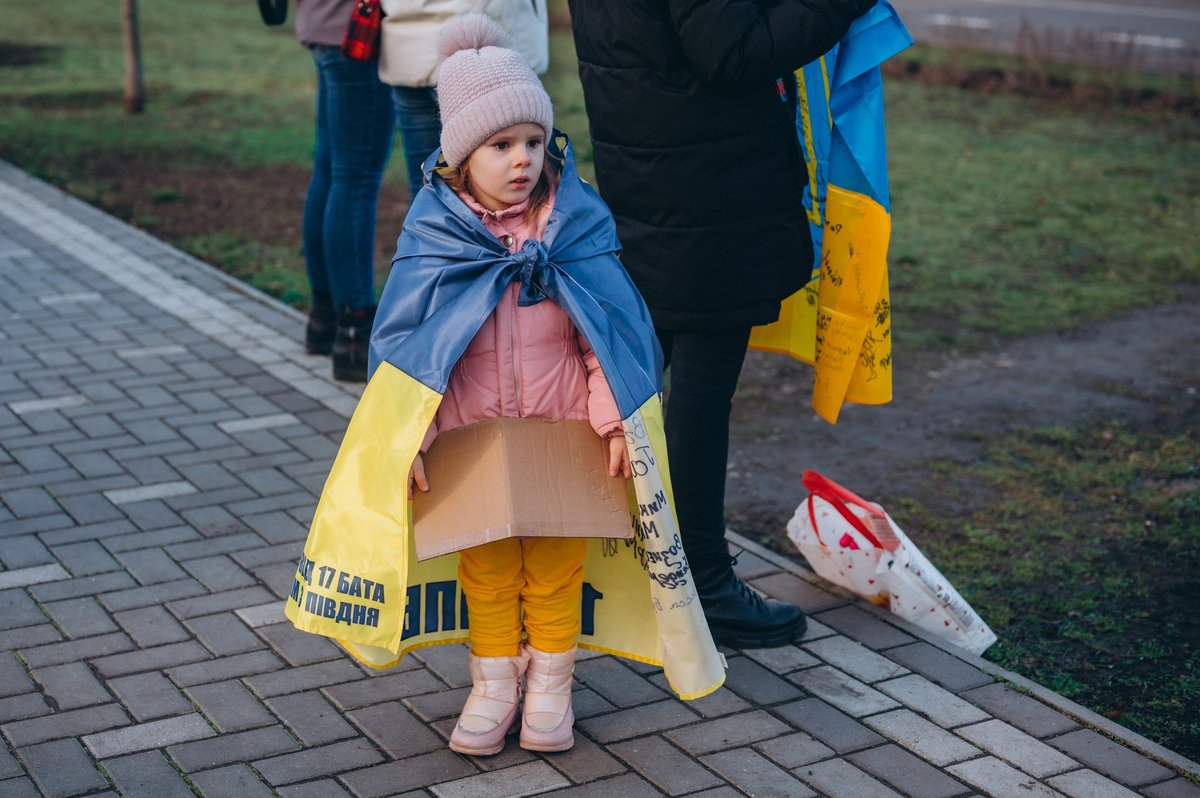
412, 417, 633, 561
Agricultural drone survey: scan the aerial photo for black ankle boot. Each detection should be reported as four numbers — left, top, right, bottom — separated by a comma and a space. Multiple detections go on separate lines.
332, 305, 376, 383
305, 293, 336, 356
694, 563, 807, 648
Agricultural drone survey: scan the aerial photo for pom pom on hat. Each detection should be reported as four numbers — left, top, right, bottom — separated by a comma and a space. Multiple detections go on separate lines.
436, 12, 554, 168
437, 11, 506, 60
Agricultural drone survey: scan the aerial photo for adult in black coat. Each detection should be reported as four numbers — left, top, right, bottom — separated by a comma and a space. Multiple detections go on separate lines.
569, 0, 877, 647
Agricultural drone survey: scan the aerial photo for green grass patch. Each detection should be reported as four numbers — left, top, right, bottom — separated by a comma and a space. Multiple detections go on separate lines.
0, 0, 320, 166
179, 231, 309, 307
885, 79, 1200, 351
896, 422, 1200, 759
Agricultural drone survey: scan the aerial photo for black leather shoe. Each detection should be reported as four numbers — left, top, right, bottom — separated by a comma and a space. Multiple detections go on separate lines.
332, 305, 376, 383
696, 569, 807, 648
305, 294, 335, 356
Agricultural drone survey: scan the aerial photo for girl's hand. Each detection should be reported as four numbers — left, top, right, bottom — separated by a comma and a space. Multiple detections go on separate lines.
409, 453, 430, 498
608, 435, 632, 479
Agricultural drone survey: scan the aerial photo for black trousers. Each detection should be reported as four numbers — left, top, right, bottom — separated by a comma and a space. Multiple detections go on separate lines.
656, 326, 752, 580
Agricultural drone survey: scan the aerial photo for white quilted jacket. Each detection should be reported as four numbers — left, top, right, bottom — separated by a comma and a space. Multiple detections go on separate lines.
377, 0, 549, 87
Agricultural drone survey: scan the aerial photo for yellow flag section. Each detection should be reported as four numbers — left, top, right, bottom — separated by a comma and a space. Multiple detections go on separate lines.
749, 186, 892, 424
812, 186, 892, 422
284, 362, 725, 701
284, 363, 435, 654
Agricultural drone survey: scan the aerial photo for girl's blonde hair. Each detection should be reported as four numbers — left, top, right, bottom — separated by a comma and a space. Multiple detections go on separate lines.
443, 152, 558, 224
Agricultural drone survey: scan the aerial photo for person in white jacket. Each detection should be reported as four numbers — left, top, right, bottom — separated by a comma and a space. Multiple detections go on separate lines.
377, 0, 548, 201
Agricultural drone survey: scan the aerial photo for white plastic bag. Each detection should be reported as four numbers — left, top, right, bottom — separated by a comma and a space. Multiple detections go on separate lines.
787, 471, 997, 655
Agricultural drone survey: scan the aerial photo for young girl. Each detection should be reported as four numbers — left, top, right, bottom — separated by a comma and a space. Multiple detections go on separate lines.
286, 13, 724, 755
395, 13, 629, 756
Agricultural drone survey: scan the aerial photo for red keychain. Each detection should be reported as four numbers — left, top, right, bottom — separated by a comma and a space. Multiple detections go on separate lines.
342, 0, 383, 62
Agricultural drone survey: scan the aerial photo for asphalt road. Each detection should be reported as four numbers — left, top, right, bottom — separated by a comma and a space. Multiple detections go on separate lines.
892, 0, 1200, 72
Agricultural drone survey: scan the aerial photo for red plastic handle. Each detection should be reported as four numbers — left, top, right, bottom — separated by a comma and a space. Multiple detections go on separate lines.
802, 470, 887, 550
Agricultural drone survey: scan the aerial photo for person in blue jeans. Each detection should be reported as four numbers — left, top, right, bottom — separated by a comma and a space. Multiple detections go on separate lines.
389, 86, 441, 201
296, 0, 395, 382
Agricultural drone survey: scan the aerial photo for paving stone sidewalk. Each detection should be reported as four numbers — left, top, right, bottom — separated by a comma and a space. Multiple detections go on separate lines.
1, 159, 1197, 798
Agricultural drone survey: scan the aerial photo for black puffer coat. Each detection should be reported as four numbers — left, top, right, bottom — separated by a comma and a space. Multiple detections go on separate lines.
568, 0, 875, 331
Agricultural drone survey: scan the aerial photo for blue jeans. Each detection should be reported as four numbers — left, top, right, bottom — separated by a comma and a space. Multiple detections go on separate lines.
303, 45, 395, 312
390, 85, 442, 200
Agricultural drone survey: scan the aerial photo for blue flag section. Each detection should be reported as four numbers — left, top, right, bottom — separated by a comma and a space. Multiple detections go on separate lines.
803, 0, 912, 233
751, 1, 913, 423
286, 135, 725, 700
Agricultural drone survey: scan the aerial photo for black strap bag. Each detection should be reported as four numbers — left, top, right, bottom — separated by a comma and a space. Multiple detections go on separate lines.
258, 0, 287, 25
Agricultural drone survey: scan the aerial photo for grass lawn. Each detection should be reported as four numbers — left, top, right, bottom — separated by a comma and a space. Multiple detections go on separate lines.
1, 0, 1198, 761
896, 418, 1200, 758
0, 1, 317, 167
886, 80, 1199, 351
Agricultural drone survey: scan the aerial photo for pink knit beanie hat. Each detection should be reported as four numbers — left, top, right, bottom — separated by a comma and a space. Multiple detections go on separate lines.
436, 13, 554, 169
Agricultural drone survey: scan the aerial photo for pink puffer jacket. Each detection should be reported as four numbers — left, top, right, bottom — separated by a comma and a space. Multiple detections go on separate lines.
421, 189, 622, 451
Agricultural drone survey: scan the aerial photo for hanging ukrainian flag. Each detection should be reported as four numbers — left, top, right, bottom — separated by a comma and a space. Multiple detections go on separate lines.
750, 1, 913, 424
283, 134, 725, 701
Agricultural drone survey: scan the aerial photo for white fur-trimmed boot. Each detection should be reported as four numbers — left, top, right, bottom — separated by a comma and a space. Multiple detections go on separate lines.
449, 648, 529, 756
519, 644, 576, 752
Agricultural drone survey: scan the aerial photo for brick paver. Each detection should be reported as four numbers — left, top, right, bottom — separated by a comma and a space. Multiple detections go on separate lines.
1, 160, 1197, 797
946, 755, 1065, 798
755, 732, 836, 769
703, 748, 817, 797
106, 672, 193, 722
190, 764, 278, 798
846, 743, 970, 798
18, 738, 110, 797
166, 726, 300, 773
31, 662, 112, 711
796, 757, 904, 798
863, 709, 981, 766
82, 713, 215, 759
1047, 729, 1175, 787
0, 693, 52, 726
955, 719, 1077, 778
775, 697, 887, 753
102, 750, 196, 798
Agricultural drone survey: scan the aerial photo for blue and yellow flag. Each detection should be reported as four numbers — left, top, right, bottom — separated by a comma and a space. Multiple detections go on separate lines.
284, 135, 724, 700
750, 1, 913, 423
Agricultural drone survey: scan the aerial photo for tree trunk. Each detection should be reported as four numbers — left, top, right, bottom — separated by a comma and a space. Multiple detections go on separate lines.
121, 0, 145, 113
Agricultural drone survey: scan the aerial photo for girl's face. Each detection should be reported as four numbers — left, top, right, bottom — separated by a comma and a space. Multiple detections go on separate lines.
464, 123, 546, 212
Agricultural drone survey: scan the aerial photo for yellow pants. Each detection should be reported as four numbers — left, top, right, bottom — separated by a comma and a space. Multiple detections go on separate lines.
457, 536, 586, 657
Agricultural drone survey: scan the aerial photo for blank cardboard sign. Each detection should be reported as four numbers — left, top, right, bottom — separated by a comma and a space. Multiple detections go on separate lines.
412, 417, 633, 561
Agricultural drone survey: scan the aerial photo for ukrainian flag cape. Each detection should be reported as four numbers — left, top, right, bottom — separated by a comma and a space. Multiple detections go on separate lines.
284, 134, 725, 700
750, 1, 913, 423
